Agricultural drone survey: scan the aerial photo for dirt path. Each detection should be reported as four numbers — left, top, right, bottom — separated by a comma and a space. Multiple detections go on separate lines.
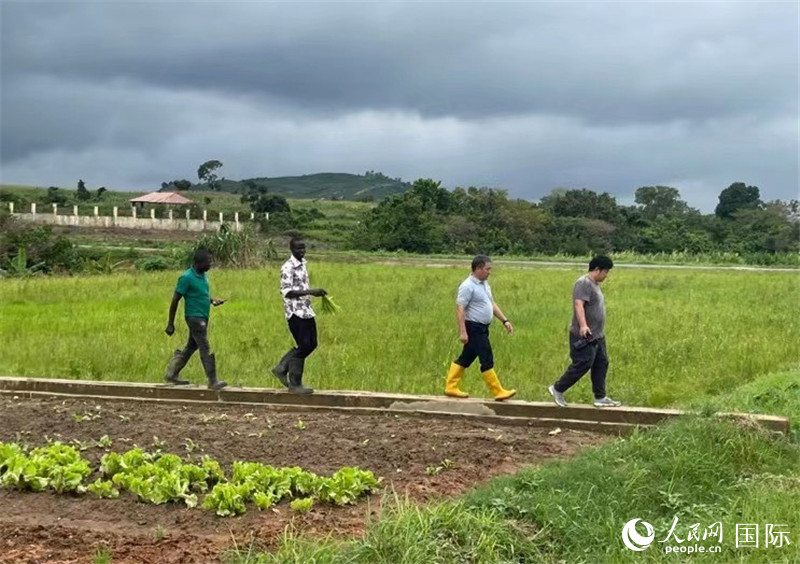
0, 396, 606, 563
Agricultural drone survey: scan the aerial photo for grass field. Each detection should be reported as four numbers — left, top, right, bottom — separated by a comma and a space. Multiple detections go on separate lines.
1, 262, 797, 409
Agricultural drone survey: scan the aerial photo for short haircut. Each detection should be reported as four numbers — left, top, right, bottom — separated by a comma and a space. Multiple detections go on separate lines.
471, 254, 491, 272
589, 255, 614, 271
194, 248, 211, 262
289, 237, 304, 249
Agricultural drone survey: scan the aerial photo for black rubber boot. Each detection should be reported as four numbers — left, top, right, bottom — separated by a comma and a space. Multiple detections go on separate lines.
270, 348, 295, 388
287, 357, 313, 395
164, 349, 191, 385
202, 353, 227, 390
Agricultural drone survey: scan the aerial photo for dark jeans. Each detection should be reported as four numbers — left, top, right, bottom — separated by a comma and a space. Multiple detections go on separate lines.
455, 321, 494, 372
553, 333, 609, 399
287, 315, 318, 359
182, 317, 212, 363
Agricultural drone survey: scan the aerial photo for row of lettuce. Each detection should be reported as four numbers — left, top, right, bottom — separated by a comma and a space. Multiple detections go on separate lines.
0, 441, 380, 516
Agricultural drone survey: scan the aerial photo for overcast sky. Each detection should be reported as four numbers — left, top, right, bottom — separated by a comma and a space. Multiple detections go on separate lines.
1, 2, 797, 211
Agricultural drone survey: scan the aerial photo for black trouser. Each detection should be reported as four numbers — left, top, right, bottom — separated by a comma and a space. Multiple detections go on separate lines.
553, 333, 609, 399
455, 321, 494, 372
168, 317, 214, 379
287, 315, 318, 359
182, 317, 212, 363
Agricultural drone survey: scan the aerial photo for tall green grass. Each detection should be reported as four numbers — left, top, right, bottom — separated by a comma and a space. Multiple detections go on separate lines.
228, 496, 535, 564
0, 263, 796, 408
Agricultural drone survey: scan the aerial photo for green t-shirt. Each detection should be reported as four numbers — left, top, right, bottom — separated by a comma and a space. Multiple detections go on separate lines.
175, 268, 210, 319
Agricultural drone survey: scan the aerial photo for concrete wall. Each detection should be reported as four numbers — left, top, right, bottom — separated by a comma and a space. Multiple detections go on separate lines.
5, 203, 264, 233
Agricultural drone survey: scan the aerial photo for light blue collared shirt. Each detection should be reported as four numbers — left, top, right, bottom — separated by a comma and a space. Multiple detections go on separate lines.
457, 275, 494, 325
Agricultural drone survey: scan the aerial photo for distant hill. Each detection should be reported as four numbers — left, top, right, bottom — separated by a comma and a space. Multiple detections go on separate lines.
197, 172, 411, 201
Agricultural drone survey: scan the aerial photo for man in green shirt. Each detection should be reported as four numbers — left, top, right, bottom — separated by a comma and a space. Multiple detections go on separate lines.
164, 248, 227, 389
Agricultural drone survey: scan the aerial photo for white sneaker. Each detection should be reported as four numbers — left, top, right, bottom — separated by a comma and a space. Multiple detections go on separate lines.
548, 385, 568, 407
594, 397, 622, 408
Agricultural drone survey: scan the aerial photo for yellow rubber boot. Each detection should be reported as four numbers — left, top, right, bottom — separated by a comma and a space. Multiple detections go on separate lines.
444, 363, 469, 398
481, 369, 516, 401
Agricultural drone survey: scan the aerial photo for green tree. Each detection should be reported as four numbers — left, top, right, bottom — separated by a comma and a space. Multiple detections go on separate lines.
162, 179, 193, 191
638, 214, 713, 253
46, 187, 69, 205
242, 183, 291, 214
407, 178, 455, 213
197, 160, 224, 191
96, 187, 107, 200
497, 199, 549, 253
725, 202, 800, 254
352, 180, 447, 253
76, 179, 90, 201
541, 188, 621, 224
715, 182, 762, 219
634, 186, 691, 220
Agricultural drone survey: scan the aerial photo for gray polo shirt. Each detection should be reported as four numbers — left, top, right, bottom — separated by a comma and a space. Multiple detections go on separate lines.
570, 274, 606, 338
457, 275, 494, 325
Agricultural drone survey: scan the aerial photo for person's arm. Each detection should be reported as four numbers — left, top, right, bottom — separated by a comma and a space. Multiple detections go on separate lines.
493, 303, 513, 334
285, 288, 326, 298
456, 304, 468, 344
574, 299, 591, 337
165, 292, 182, 336
281, 264, 326, 299
456, 282, 473, 344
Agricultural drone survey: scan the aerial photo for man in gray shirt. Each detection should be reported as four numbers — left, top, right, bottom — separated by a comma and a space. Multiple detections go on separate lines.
549, 256, 621, 408
444, 255, 516, 401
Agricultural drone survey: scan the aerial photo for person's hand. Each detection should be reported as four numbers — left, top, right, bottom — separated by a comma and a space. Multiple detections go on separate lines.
165, 323, 175, 336
503, 320, 514, 334
579, 325, 592, 338
310, 288, 327, 297
459, 331, 469, 345
212, 298, 226, 307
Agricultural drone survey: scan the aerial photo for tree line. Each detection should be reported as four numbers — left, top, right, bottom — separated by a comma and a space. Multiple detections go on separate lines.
351, 179, 799, 261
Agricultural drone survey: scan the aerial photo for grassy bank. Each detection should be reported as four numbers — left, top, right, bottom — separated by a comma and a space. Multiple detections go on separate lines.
227, 411, 800, 564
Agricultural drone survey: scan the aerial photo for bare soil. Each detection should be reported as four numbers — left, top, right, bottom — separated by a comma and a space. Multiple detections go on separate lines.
0, 396, 607, 563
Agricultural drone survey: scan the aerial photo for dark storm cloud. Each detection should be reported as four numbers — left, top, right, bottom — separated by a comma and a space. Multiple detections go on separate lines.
1, 2, 797, 209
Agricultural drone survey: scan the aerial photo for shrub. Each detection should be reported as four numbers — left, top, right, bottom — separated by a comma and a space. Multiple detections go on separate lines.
0, 214, 81, 273
135, 256, 175, 272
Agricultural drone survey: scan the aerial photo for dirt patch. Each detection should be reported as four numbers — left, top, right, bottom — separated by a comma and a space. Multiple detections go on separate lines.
0, 396, 607, 563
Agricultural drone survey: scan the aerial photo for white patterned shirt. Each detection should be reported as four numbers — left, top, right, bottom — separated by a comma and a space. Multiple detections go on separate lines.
280, 255, 315, 319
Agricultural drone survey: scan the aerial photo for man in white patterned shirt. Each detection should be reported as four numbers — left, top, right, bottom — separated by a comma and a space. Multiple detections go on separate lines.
272, 238, 327, 394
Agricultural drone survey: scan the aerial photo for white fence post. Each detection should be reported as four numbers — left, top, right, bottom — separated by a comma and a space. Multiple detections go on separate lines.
53, 204, 58, 216
250, 212, 255, 220
185, 209, 190, 221
73, 205, 79, 217
168, 209, 174, 221
234, 212, 239, 225
219, 212, 224, 223
203, 210, 208, 222
150, 208, 156, 220
93, 206, 99, 217
132, 206, 137, 219
113, 206, 118, 219
265, 212, 270, 221
8, 202, 14, 214
31, 203, 37, 215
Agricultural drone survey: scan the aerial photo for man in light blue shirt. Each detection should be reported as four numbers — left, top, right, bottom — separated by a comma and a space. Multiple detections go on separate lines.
444, 255, 516, 401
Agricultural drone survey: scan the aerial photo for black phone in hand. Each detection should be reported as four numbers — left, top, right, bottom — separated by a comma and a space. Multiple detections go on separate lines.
574, 334, 596, 350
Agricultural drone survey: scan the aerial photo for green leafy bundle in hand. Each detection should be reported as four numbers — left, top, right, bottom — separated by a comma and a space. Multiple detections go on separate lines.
320, 295, 341, 315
